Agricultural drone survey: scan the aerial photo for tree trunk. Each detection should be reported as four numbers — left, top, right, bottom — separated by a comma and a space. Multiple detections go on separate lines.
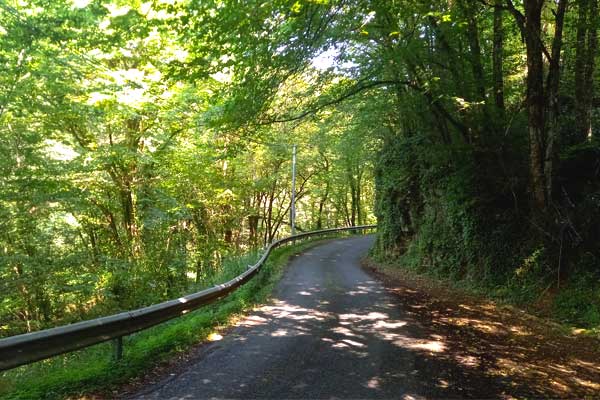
575, 0, 598, 141
506, 0, 547, 211
507, 0, 568, 208
524, 0, 547, 209
493, 0, 505, 115
266, 185, 276, 243
545, 0, 568, 202
348, 170, 357, 226
317, 182, 329, 229
585, 0, 598, 140
356, 168, 363, 225
248, 214, 259, 246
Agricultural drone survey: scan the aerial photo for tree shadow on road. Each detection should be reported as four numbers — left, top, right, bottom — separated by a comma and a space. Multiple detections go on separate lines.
219, 276, 600, 399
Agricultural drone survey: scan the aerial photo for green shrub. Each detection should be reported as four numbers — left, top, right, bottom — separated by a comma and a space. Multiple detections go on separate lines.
553, 269, 600, 328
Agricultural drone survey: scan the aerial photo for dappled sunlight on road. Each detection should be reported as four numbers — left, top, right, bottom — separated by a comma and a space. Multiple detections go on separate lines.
339, 311, 389, 322
238, 315, 267, 327
402, 394, 425, 400
262, 300, 333, 322
374, 320, 407, 329
134, 237, 600, 400
226, 268, 600, 398
378, 280, 600, 398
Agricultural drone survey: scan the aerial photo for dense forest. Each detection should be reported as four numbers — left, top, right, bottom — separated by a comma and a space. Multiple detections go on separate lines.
0, 0, 380, 337
1, 0, 599, 340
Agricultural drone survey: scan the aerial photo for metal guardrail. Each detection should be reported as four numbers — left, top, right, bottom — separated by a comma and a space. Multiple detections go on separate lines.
0, 225, 376, 371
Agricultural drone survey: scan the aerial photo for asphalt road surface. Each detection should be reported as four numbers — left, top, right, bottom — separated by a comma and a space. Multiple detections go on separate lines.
133, 235, 510, 399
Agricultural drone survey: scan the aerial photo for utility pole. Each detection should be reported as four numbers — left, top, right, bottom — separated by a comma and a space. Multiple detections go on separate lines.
290, 144, 297, 236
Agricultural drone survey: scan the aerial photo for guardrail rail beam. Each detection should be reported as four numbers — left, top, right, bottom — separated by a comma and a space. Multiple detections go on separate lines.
0, 225, 376, 371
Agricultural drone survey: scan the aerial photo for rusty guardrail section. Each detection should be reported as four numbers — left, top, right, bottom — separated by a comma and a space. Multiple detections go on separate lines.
0, 225, 376, 371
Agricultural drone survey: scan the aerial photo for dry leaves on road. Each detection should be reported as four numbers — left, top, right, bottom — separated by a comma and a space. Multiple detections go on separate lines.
363, 259, 600, 399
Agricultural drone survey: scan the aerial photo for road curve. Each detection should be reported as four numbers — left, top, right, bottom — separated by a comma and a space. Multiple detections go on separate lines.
132, 235, 506, 399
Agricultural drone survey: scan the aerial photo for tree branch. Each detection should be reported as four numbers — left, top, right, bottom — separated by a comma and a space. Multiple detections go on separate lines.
479, 0, 553, 62
256, 79, 411, 125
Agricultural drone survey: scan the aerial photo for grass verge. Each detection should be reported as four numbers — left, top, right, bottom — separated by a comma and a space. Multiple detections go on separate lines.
0, 235, 345, 400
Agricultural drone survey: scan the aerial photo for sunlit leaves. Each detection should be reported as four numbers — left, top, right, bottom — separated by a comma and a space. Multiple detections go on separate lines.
0, 0, 380, 339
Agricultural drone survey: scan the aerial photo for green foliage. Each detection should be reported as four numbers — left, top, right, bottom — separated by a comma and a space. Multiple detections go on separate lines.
2, 0, 600, 389
555, 292, 600, 328
0, 238, 329, 400
343, 0, 600, 330
553, 266, 600, 328
0, 0, 376, 340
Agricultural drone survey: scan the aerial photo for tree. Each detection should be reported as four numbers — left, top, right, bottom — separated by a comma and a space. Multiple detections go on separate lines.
504, 0, 567, 208
574, 0, 598, 141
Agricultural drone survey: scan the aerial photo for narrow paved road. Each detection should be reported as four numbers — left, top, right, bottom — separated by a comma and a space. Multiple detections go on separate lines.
133, 236, 510, 399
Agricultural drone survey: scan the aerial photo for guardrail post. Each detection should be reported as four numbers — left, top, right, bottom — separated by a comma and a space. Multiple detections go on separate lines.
112, 336, 123, 361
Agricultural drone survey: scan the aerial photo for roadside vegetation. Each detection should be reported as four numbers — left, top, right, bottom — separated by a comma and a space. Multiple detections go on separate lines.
1, 0, 599, 397
363, 1, 600, 331
0, 237, 341, 400
0, 0, 376, 340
